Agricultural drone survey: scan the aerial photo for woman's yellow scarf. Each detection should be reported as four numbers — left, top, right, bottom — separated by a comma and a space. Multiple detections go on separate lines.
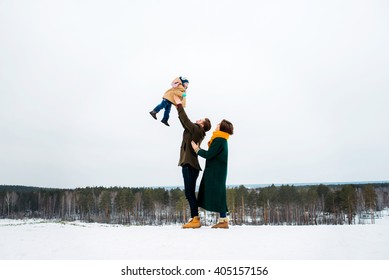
208, 130, 230, 147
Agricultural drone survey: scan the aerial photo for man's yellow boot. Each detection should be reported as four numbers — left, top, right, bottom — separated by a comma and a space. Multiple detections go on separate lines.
211, 217, 229, 229
182, 216, 201, 229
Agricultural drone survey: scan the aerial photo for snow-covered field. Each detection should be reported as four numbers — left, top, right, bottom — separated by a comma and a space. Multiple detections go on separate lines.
1, 212, 389, 260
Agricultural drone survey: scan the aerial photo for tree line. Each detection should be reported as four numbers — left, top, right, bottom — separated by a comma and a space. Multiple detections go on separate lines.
1, 183, 388, 225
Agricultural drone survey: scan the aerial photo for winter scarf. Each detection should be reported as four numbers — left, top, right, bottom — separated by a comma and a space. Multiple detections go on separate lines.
208, 130, 230, 147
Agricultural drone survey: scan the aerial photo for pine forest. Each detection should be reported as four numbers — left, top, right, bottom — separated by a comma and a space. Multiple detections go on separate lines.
1, 183, 388, 226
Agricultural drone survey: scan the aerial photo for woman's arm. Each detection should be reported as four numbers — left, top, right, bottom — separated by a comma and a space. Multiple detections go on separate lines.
194, 139, 225, 160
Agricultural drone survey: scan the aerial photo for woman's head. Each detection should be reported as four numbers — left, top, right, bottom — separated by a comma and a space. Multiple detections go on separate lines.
218, 119, 234, 135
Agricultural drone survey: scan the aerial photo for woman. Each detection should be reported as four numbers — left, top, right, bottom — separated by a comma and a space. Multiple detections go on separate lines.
191, 119, 234, 229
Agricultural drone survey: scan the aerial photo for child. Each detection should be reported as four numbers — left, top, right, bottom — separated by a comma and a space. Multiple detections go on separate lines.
149, 76, 188, 126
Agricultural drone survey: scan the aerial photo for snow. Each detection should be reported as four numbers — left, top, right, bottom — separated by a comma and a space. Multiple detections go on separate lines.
1, 212, 389, 260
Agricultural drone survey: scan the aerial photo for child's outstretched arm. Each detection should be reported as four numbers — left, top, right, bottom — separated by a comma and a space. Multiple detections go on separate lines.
173, 90, 186, 98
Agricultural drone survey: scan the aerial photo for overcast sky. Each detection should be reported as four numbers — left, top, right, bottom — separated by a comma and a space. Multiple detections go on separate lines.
1, 0, 388, 189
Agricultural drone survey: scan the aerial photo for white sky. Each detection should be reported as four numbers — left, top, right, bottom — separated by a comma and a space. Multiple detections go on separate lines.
1, 0, 388, 188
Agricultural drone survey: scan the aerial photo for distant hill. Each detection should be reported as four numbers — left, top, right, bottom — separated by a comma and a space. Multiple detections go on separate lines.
1, 181, 388, 192
0, 185, 54, 192
235, 181, 389, 189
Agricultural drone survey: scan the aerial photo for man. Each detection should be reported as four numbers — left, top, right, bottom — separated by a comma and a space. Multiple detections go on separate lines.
173, 95, 211, 228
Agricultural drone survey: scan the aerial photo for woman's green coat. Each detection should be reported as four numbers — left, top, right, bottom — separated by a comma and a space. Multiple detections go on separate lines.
197, 137, 229, 213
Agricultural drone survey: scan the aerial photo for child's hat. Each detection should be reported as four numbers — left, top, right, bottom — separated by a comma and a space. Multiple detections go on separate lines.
179, 76, 189, 84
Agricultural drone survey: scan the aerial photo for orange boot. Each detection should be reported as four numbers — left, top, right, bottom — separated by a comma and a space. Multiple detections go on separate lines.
182, 216, 201, 229
211, 217, 229, 229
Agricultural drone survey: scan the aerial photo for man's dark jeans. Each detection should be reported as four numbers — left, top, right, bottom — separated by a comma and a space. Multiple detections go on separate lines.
182, 164, 200, 218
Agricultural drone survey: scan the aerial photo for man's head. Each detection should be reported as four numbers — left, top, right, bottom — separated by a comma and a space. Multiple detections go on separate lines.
196, 118, 211, 132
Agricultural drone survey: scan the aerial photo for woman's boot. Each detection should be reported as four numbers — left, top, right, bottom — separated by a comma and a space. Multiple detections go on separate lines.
211, 217, 229, 229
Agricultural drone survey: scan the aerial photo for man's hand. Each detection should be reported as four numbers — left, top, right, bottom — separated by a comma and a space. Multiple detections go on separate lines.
173, 95, 182, 105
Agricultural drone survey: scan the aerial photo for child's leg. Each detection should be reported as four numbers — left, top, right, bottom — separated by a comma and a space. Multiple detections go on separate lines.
153, 98, 169, 113
161, 101, 172, 122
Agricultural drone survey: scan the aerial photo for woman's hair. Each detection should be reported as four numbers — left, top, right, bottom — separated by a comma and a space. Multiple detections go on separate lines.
220, 119, 234, 135
203, 118, 212, 132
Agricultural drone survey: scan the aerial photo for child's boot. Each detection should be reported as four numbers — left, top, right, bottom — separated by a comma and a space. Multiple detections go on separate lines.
149, 111, 157, 120
161, 119, 170, 126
